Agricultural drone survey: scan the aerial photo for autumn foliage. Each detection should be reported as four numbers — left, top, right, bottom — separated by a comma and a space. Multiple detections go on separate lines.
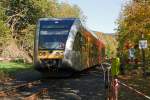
117, 0, 150, 59
0, 0, 85, 62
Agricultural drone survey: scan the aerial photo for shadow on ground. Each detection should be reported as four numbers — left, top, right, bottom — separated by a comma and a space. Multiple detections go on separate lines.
13, 67, 107, 100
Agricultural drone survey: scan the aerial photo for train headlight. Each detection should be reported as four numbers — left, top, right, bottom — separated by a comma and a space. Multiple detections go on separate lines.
39, 51, 46, 56
39, 52, 43, 56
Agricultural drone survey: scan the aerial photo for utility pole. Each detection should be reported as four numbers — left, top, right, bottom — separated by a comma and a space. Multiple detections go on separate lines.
141, 33, 146, 77
142, 0, 147, 77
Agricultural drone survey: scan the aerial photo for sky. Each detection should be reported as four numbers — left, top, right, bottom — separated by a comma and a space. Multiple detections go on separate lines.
58, 0, 123, 33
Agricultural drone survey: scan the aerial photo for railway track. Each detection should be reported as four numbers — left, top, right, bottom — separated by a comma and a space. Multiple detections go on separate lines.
0, 67, 104, 100
0, 80, 42, 98
0, 66, 149, 100
24, 88, 49, 100
0, 77, 62, 100
21, 79, 52, 100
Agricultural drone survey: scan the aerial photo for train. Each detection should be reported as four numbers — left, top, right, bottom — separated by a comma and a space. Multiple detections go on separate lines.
34, 18, 105, 76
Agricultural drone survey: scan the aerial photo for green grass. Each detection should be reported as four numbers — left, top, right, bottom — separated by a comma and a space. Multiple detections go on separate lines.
0, 61, 33, 76
0, 61, 32, 68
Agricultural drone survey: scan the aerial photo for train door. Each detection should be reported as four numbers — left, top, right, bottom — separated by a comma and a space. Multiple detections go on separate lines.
89, 42, 94, 67
93, 45, 99, 65
79, 33, 87, 69
73, 31, 87, 70
86, 37, 90, 68
73, 32, 82, 70
99, 47, 105, 63
91, 44, 96, 66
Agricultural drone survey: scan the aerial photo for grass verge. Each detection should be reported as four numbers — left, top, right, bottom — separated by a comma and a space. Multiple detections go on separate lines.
0, 61, 33, 81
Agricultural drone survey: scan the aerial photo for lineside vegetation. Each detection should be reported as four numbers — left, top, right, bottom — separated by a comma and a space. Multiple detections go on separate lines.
117, 0, 150, 61
0, 0, 86, 62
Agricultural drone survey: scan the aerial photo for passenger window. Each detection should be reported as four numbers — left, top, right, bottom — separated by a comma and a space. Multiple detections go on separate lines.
80, 35, 86, 46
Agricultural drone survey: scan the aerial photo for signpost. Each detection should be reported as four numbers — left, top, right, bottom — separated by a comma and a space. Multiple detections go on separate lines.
139, 39, 147, 77
139, 40, 147, 49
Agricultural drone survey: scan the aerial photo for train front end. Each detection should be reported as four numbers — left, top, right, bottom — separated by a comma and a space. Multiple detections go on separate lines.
34, 18, 75, 74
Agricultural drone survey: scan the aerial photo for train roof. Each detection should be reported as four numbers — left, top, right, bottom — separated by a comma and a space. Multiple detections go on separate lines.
81, 25, 99, 40
89, 31, 99, 39
38, 18, 79, 21
38, 18, 102, 41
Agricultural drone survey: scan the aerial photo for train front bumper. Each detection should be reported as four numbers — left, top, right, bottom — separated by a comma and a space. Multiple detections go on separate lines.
38, 50, 64, 59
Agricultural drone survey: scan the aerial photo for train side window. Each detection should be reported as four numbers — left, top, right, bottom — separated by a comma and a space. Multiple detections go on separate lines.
79, 34, 86, 46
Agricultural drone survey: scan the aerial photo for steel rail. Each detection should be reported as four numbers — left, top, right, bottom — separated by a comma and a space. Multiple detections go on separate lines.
118, 81, 150, 100
0, 80, 41, 97
24, 88, 48, 100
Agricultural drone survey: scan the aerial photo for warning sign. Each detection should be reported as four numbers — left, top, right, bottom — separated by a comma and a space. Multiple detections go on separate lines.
139, 40, 147, 49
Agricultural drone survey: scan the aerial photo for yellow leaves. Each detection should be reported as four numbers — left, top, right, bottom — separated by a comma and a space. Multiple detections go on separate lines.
118, 0, 150, 35
31, 0, 84, 20
56, 2, 81, 18
117, 0, 150, 58
101, 33, 118, 57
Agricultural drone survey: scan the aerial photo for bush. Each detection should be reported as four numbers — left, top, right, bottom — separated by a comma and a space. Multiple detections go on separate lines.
0, 70, 9, 81
11, 58, 25, 63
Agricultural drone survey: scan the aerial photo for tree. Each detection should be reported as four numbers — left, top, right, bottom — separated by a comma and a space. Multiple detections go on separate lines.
0, 20, 11, 48
0, 2, 11, 52
117, 0, 150, 59
1, 0, 43, 39
0, 0, 85, 62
